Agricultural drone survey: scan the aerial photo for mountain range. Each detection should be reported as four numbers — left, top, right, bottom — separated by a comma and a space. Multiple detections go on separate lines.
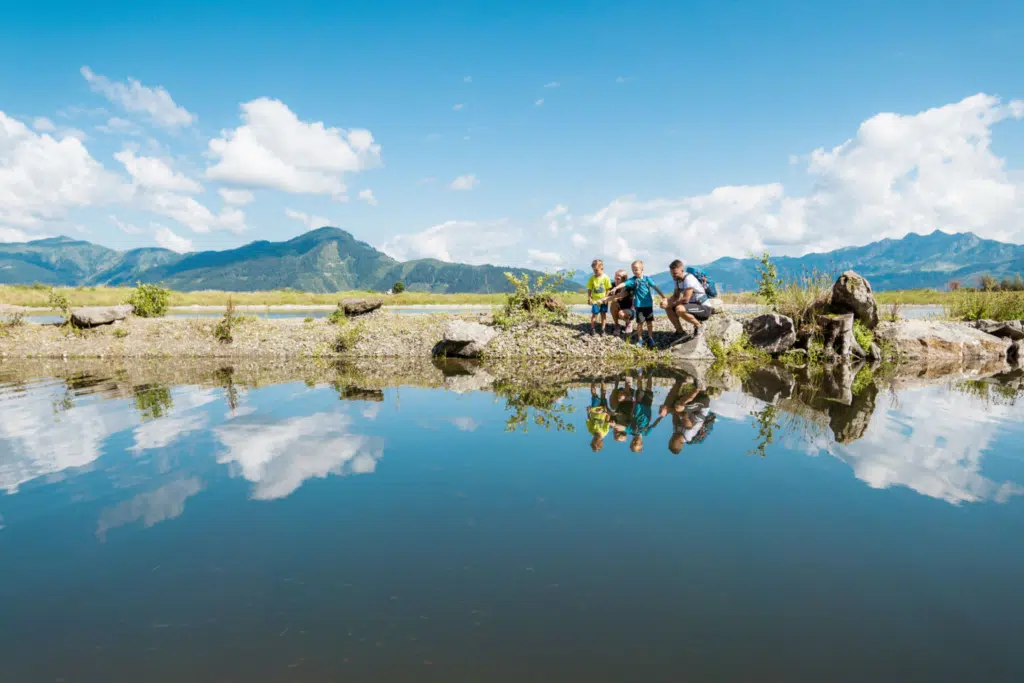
0, 227, 572, 293
0, 228, 1021, 294
649, 230, 1024, 293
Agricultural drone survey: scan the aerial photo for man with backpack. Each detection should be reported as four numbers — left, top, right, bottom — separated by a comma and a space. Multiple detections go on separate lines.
661, 259, 716, 343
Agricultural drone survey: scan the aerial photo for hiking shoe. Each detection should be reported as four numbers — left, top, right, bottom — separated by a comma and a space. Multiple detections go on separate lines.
644, 338, 656, 349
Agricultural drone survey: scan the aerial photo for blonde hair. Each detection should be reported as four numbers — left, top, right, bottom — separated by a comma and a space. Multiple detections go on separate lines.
631, 260, 644, 269
591, 258, 604, 269
614, 268, 628, 283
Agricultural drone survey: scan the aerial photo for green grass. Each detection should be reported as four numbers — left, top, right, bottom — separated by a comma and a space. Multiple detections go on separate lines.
943, 290, 1024, 322
0, 284, 588, 308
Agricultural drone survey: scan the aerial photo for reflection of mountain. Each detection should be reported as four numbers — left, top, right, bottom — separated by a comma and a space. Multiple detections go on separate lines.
96, 477, 204, 540
214, 413, 383, 500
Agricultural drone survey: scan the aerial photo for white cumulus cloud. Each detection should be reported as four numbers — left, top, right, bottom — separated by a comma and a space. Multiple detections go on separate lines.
32, 117, 55, 132
218, 188, 254, 206
449, 174, 479, 191
115, 148, 202, 193
284, 208, 332, 231
80, 66, 195, 128
358, 188, 378, 206
0, 110, 126, 235
380, 219, 517, 265
527, 248, 563, 268
581, 93, 1024, 264
205, 98, 380, 199
154, 225, 193, 252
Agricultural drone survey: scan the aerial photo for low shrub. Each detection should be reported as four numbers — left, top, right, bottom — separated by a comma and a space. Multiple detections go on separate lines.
303, 316, 315, 323
333, 322, 363, 352
48, 289, 71, 322
945, 290, 1024, 322
128, 282, 170, 318
852, 320, 874, 352
213, 298, 239, 343
113, 327, 129, 339
327, 305, 347, 325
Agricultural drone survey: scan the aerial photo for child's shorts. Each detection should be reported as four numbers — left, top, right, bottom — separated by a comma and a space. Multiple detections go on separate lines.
636, 306, 655, 323
591, 304, 609, 314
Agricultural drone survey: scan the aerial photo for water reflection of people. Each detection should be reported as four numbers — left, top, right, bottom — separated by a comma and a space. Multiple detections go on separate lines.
661, 377, 717, 454
586, 383, 611, 452
610, 373, 666, 452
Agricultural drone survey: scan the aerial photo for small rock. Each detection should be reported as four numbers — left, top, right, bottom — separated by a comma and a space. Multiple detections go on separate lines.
341, 298, 384, 317
70, 305, 133, 328
831, 271, 879, 329
1009, 340, 1023, 367
973, 320, 1024, 341
743, 313, 797, 354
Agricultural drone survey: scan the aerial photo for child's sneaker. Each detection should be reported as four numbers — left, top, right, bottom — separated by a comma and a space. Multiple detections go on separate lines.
644, 338, 656, 349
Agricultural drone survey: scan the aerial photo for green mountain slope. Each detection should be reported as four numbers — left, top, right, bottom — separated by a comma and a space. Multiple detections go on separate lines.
650, 230, 1024, 293
0, 227, 576, 294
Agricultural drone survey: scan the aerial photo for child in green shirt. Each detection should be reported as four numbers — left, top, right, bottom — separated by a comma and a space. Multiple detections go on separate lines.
587, 258, 613, 335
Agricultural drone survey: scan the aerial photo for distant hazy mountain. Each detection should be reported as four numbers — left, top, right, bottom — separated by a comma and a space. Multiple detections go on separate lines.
0, 227, 579, 294
649, 230, 1024, 293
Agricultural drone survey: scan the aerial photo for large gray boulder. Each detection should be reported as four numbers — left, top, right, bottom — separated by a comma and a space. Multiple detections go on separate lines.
743, 313, 796, 354
70, 305, 133, 328
875, 320, 1010, 363
669, 331, 716, 361
973, 320, 1024, 341
704, 315, 743, 348
341, 298, 383, 316
433, 320, 497, 358
831, 271, 879, 329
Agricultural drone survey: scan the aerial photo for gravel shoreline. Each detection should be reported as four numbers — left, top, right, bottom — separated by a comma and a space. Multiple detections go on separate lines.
0, 311, 685, 360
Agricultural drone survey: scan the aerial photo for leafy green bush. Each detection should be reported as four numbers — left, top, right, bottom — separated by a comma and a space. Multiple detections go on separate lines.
392, 281, 406, 294
754, 252, 782, 307
945, 290, 1024, 321
48, 289, 71, 322
128, 282, 170, 318
327, 305, 347, 325
493, 270, 573, 329
852, 320, 874, 351
113, 327, 129, 339
303, 316, 315, 323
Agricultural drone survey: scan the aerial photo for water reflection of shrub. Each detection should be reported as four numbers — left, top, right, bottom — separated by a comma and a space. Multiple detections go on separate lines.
955, 377, 1023, 406
492, 379, 576, 433
134, 384, 173, 421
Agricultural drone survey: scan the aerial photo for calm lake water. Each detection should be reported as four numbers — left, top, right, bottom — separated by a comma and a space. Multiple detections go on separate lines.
1, 360, 1022, 682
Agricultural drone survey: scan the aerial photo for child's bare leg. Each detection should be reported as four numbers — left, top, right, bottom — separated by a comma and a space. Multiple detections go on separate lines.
600, 311, 607, 331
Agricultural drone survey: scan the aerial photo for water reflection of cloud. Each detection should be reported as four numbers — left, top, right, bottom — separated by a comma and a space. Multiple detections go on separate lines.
450, 417, 479, 431
131, 389, 218, 452
0, 385, 219, 494
831, 387, 1024, 505
703, 387, 1023, 505
0, 387, 136, 493
95, 477, 204, 540
214, 412, 383, 500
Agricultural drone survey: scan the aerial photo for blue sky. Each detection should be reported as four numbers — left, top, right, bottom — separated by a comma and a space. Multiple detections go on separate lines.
1, 0, 1023, 269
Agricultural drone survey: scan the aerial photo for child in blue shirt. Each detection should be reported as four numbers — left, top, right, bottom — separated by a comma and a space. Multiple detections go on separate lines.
602, 260, 670, 348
